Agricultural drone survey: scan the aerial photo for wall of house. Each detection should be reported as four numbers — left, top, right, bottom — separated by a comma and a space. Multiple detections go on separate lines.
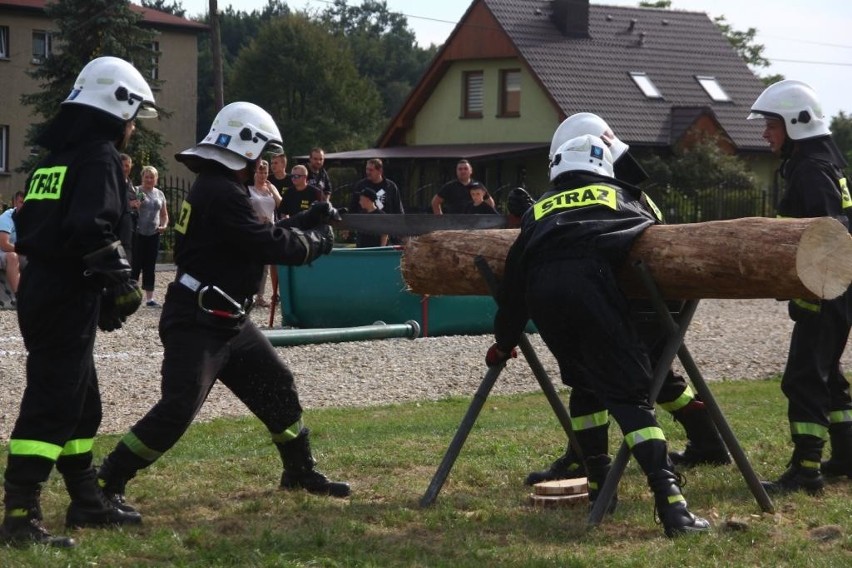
0, 11, 199, 201
408, 59, 559, 146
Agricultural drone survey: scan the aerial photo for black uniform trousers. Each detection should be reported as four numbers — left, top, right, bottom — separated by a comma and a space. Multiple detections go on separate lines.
782, 292, 852, 438
525, 256, 668, 470
108, 282, 304, 473
5, 261, 103, 485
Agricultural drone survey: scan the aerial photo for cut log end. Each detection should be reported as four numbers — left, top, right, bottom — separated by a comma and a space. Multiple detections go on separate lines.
796, 217, 852, 300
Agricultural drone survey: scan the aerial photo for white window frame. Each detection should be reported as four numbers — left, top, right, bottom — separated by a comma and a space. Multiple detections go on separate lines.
629, 72, 663, 99
32, 30, 53, 64
150, 41, 160, 81
0, 125, 9, 174
696, 75, 731, 102
0, 26, 9, 59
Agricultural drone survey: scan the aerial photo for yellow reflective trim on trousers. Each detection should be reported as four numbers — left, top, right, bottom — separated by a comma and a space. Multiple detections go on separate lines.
532, 185, 618, 220
60, 438, 94, 457
271, 418, 304, 444
792, 298, 820, 313
26, 166, 67, 201
829, 409, 852, 424
791, 422, 828, 439
658, 386, 695, 413
8, 439, 63, 461
570, 410, 609, 432
122, 431, 163, 462
624, 426, 666, 448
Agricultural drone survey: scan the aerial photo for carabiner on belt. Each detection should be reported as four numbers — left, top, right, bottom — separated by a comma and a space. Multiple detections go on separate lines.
197, 285, 246, 319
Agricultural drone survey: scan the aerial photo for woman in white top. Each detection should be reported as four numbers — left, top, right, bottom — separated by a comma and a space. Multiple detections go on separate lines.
131, 165, 169, 307
248, 159, 282, 308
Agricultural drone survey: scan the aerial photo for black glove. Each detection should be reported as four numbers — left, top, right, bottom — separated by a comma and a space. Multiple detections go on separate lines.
291, 225, 334, 265
507, 187, 535, 217
98, 280, 143, 332
485, 342, 518, 368
278, 201, 340, 230
82, 242, 132, 287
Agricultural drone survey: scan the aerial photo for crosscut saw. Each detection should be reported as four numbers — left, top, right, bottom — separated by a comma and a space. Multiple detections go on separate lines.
335, 213, 509, 236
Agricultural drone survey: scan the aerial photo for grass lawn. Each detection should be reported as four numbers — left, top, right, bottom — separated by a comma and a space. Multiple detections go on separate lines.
1, 377, 850, 567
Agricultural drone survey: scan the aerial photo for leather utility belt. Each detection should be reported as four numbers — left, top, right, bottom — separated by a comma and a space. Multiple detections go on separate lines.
178, 273, 251, 320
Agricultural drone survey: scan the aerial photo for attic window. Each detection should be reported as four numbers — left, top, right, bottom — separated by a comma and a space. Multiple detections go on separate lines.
462, 70, 484, 119
696, 76, 731, 102
629, 72, 662, 99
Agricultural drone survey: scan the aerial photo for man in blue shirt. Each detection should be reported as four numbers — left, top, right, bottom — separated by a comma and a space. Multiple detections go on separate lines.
0, 191, 26, 303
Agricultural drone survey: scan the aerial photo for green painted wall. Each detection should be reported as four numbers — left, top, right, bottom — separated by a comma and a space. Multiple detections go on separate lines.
408, 59, 560, 145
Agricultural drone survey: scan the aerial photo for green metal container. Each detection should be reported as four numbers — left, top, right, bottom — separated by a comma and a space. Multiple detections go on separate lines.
276, 246, 531, 337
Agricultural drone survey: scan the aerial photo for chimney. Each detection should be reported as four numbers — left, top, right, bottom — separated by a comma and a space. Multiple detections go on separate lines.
551, 0, 590, 38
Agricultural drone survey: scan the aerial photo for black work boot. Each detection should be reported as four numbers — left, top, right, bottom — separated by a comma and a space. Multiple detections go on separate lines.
669, 401, 730, 468
63, 467, 142, 528
585, 454, 617, 514
277, 429, 351, 498
1, 482, 75, 548
821, 422, 852, 479
648, 470, 711, 538
525, 445, 586, 486
761, 437, 825, 495
97, 455, 139, 513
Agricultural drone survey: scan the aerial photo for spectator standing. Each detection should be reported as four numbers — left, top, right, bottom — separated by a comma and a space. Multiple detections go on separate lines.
354, 188, 388, 248
432, 159, 495, 214
748, 80, 852, 492
278, 165, 323, 219
132, 165, 169, 307
349, 159, 404, 214
268, 151, 293, 194
0, 56, 151, 548
462, 182, 499, 214
119, 153, 140, 264
307, 147, 333, 202
248, 159, 283, 308
0, 191, 26, 300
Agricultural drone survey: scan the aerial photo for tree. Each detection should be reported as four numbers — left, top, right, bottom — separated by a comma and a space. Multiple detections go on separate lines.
228, 13, 383, 155
639, 1, 672, 7
712, 15, 783, 85
141, 0, 186, 17
320, 0, 438, 119
830, 112, 852, 167
19, 0, 167, 174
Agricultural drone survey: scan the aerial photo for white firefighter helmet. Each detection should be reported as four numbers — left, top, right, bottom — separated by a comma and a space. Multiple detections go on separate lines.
549, 112, 628, 163
549, 134, 614, 181
62, 56, 157, 121
177, 102, 283, 170
747, 79, 830, 140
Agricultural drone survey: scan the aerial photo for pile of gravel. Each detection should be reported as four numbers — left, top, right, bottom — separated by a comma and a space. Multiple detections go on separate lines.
1, 267, 849, 440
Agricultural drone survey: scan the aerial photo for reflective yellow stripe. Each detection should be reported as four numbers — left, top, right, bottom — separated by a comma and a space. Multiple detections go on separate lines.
642, 193, 663, 222
122, 431, 162, 462
666, 493, 686, 505
8, 439, 63, 461
792, 298, 820, 313
799, 459, 820, 470
533, 184, 618, 220
271, 418, 304, 444
840, 177, 852, 209
624, 426, 666, 448
658, 386, 695, 413
791, 422, 828, 439
570, 410, 609, 432
26, 166, 67, 201
60, 438, 94, 456
829, 409, 852, 424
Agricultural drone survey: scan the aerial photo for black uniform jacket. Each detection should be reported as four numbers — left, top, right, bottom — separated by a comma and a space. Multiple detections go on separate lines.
17, 139, 127, 265
494, 172, 660, 350
778, 137, 851, 231
173, 165, 316, 303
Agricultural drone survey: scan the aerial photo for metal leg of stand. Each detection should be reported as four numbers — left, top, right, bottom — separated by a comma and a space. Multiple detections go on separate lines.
419, 257, 580, 507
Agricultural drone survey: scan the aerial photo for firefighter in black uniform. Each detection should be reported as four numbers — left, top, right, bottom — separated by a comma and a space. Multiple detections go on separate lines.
525, 113, 729, 488
748, 80, 852, 493
0, 56, 156, 547
96, 102, 350, 519
487, 134, 710, 538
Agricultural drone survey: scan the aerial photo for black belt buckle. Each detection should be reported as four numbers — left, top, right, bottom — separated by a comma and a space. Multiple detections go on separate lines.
197, 285, 247, 319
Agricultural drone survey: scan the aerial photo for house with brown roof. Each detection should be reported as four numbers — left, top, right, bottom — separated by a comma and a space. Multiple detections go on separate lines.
0, 0, 206, 200
326, 0, 773, 213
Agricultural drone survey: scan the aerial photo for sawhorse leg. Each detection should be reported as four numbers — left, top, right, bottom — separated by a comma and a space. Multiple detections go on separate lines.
588, 262, 773, 526
419, 257, 581, 507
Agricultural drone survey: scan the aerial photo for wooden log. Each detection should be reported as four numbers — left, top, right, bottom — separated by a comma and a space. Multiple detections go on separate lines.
400, 217, 852, 300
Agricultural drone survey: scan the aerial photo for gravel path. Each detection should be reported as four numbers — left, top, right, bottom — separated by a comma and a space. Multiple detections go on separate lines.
1, 267, 850, 441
